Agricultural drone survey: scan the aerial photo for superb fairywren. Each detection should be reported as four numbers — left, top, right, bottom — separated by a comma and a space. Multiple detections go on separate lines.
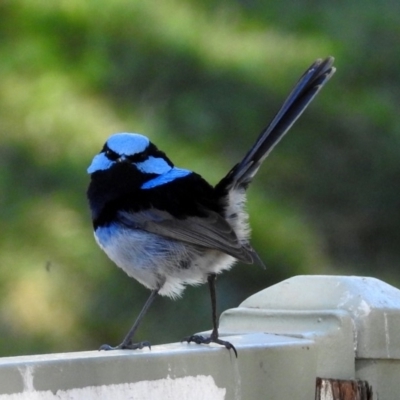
87, 57, 335, 356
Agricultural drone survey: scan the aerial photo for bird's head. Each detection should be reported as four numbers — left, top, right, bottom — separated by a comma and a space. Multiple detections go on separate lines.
87, 133, 174, 176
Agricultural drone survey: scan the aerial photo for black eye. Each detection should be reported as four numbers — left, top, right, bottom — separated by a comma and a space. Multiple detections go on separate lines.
129, 152, 147, 163
104, 149, 119, 161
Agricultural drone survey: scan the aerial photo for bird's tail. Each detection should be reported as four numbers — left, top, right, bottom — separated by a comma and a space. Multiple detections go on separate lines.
219, 57, 335, 191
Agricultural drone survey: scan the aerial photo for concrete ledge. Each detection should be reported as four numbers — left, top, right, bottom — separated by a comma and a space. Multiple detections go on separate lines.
220, 308, 355, 378
0, 333, 316, 400
1, 275, 400, 400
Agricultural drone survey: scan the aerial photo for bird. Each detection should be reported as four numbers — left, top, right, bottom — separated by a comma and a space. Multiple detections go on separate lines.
87, 57, 335, 356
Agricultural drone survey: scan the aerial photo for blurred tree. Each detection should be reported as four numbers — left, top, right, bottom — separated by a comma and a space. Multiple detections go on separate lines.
0, 0, 398, 356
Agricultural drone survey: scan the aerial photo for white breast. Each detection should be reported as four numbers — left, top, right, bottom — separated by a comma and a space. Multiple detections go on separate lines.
95, 223, 237, 299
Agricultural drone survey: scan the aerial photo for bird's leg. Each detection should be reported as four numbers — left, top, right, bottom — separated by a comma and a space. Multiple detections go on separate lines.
183, 274, 237, 357
208, 273, 222, 340
100, 289, 159, 351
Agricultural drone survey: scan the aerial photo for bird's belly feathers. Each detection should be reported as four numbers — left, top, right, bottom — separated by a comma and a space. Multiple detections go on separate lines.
94, 224, 236, 298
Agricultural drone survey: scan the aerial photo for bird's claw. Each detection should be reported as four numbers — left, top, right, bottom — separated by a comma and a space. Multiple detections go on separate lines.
182, 334, 237, 357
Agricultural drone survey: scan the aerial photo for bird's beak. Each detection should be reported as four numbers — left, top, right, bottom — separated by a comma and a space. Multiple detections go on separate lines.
117, 155, 127, 163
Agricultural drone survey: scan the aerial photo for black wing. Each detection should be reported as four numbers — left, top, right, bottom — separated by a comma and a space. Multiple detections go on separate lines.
118, 208, 263, 265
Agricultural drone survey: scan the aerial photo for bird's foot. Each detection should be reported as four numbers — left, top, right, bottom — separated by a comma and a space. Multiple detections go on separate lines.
99, 340, 151, 351
183, 334, 237, 357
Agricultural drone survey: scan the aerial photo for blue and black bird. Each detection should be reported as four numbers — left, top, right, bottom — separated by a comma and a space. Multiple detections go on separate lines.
87, 57, 335, 356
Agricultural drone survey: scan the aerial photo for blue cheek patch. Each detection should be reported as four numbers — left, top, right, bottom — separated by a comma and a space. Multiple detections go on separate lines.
136, 156, 171, 174
87, 153, 114, 174
141, 168, 192, 189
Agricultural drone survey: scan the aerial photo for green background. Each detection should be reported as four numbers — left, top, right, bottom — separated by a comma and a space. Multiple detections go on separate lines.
1, 0, 399, 356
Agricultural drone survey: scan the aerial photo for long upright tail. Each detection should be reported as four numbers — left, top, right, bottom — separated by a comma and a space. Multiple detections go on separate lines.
220, 57, 335, 191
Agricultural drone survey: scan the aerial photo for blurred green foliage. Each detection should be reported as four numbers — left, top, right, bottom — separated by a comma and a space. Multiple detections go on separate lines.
0, 0, 399, 356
